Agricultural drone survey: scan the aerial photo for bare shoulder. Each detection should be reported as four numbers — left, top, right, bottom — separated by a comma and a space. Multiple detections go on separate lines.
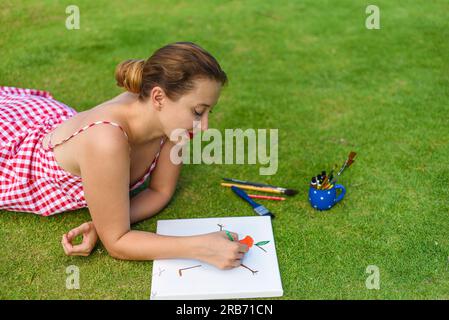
78, 123, 130, 173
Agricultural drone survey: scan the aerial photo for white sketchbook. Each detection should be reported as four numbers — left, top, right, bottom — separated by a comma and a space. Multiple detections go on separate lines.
150, 216, 283, 300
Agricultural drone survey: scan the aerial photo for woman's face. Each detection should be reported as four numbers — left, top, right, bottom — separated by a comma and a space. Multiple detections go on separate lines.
157, 78, 222, 139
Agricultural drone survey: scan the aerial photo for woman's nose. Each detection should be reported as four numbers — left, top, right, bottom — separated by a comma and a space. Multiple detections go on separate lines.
200, 114, 208, 131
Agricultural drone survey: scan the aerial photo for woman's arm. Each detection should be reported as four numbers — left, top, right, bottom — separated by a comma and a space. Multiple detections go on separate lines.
129, 139, 181, 224
62, 140, 179, 255
75, 127, 248, 268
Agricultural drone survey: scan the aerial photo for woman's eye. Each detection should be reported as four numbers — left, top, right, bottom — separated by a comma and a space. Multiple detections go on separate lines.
194, 109, 204, 117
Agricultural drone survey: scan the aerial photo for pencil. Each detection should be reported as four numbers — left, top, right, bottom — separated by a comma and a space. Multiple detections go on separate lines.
248, 194, 286, 201
225, 230, 234, 241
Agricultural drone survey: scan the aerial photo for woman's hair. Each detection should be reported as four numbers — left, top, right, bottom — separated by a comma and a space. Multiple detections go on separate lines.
115, 42, 228, 101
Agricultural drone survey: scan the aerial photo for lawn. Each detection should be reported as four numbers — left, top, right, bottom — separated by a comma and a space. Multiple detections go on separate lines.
1, 0, 448, 299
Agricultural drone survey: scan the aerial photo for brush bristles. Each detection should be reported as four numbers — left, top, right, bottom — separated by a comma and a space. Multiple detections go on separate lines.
346, 159, 355, 167
254, 206, 275, 219
254, 205, 270, 215
283, 189, 298, 196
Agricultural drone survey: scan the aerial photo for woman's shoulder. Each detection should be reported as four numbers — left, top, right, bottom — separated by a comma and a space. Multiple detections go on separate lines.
53, 100, 130, 164
56, 101, 128, 143
76, 105, 130, 151
77, 119, 130, 172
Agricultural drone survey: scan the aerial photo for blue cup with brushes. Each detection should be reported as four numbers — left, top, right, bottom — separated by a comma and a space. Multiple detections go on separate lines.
308, 151, 356, 211
309, 184, 346, 210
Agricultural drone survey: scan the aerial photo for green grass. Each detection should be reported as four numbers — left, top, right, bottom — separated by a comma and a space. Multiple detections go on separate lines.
1, 0, 449, 299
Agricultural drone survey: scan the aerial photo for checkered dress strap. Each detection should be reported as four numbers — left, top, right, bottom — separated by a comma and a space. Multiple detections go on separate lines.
46, 121, 128, 150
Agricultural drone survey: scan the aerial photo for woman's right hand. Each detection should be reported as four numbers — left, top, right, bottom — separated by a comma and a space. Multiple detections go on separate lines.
194, 231, 249, 270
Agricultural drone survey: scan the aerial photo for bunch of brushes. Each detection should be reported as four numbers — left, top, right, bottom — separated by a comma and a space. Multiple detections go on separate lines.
221, 178, 298, 219
311, 151, 357, 190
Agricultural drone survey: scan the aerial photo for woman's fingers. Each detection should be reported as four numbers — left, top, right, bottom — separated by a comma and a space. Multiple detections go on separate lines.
62, 231, 91, 256
61, 234, 73, 255
67, 229, 79, 242
222, 230, 239, 241
80, 222, 92, 233
229, 232, 239, 241
238, 243, 249, 253
61, 235, 68, 255
67, 223, 91, 241
70, 242, 91, 255
72, 236, 95, 254
232, 259, 242, 268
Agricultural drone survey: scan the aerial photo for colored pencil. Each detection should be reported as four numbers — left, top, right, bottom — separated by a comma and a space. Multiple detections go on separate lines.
248, 194, 286, 201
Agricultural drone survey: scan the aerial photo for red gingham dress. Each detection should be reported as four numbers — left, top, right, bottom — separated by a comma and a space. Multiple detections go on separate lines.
0, 86, 165, 216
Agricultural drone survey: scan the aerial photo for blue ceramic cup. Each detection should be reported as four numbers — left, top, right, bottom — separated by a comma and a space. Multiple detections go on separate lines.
308, 184, 346, 211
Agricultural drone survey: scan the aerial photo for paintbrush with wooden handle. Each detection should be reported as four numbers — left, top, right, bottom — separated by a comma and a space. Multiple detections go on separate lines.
330, 151, 357, 184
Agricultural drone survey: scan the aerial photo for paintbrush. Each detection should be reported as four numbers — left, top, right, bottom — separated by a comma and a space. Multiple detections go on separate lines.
222, 178, 298, 196
231, 186, 275, 219
330, 151, 357, 184
221, 183, 294, 196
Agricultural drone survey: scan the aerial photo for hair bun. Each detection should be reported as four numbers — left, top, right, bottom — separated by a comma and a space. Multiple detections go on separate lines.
115, 59, 145, 94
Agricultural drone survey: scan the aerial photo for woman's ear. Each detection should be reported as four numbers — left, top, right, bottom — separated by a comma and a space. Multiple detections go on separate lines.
150, 86, 165, 110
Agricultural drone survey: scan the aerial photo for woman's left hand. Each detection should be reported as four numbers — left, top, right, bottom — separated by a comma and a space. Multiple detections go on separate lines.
61, 221, 99, 256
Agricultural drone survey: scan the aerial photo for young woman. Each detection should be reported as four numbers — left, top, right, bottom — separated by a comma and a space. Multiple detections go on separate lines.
0, 42, 248, 270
